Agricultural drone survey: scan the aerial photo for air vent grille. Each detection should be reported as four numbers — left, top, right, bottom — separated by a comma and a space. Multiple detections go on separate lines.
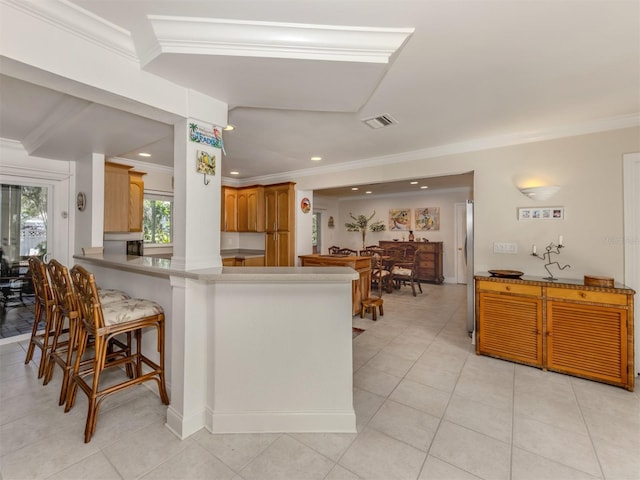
361, 114, 398, 129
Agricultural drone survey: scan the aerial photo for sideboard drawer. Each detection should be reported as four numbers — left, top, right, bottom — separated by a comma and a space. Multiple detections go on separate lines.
477, 280, 541, 296
546, 287, 627, 306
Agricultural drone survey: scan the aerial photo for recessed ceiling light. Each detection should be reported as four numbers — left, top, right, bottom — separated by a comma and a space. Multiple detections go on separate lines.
420, 185, 429, 189
410, 181, 418, 185
138, 152, 151, 157
310, 156, 322, 161
366, 191, 372, 194
351, 187, 359, 191
223, 125, 235, 131
230, 171, 239, 175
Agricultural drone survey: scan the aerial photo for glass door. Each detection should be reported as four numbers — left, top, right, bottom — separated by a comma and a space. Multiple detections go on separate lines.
1, 182, 49, 338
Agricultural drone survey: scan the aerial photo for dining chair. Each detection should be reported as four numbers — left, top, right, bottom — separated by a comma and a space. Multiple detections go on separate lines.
390, 250, 422, 296
24, 256, 59, 378
337, 248, 358, 256
359, 249, 392, 295
327, 245, 341, 254
66, 264, 168, 442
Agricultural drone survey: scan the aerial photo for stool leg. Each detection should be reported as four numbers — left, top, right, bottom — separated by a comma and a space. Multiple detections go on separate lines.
372, 306, 377, 321
360, 305, 365, 318
379, 304, 384, 317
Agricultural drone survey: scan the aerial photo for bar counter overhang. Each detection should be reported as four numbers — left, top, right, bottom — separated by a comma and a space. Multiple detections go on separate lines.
74, 252, 358, 439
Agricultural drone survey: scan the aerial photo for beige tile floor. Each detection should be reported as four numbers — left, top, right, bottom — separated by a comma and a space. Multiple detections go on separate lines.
1, 283, 639, 480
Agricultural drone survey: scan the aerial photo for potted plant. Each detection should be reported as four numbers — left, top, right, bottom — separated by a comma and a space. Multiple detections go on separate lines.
345, 211, 386, 249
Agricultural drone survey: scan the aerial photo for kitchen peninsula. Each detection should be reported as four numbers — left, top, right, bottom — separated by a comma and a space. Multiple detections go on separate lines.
75, 252, 358, 438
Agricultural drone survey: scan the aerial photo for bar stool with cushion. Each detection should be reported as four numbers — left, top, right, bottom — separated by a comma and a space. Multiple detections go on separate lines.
24, 257, 60, 378
44, 259, 131, 405
66, 265, 169, 442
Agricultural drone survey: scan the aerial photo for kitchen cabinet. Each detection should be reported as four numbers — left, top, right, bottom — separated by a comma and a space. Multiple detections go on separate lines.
264, 182, 295, 266
221, 186, 238, 232
378, 241, 444, 283
128, 171, 146, 232
475, 275, 635, 390
237, 186, 265, 232
299, 254, 372, 316
104, 162, 146, 233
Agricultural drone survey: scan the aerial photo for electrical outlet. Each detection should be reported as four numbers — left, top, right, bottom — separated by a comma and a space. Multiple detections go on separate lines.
493, 242, 518, 254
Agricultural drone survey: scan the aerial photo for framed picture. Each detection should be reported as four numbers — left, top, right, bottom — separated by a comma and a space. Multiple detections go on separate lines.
518, 206, 564, 220
415, 207, 439, 231
196, 150, 215, 175
389, 208, 410, 230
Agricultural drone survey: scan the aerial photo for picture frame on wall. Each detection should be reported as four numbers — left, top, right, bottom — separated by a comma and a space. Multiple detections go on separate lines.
389, 208, 410, 230
518, 206, 564, 220
415, 207, 440, 231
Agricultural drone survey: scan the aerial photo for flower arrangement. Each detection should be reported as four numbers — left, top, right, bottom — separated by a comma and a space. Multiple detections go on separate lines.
345, 211, 386, 249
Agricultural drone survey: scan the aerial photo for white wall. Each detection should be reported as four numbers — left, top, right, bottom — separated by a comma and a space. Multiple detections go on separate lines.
297, 127, 639, 283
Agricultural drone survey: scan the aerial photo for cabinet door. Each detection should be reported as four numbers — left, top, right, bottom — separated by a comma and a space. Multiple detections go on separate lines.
246, 187, 265, 232
104, 163, 132, 232
129, 172, 145, 232
238, 187, 264, 232
237, 189, 249, 232
477, 292, 543, 367
547, 300, 628, 386
222, 187, 238, 232
265, 231, 277, 266
264, 188, 277, 232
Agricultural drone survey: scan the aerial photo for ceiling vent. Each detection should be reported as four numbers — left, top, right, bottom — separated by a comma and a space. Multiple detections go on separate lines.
361, 114, 398, 129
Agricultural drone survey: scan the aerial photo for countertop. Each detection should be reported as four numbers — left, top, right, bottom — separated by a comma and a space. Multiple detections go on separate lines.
74, 252, 357, 283
475, 272, 635, 292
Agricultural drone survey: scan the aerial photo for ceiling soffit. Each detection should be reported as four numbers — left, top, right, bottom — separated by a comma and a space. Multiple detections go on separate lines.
138, 16, 414, 111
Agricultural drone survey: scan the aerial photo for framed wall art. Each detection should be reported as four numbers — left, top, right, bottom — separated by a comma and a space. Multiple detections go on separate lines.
518, 206, 564, 220
389, 208, 410, 231
415, 207, 439, 231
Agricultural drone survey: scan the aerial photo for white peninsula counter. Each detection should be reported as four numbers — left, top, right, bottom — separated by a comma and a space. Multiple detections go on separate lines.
75, 253, 358, 438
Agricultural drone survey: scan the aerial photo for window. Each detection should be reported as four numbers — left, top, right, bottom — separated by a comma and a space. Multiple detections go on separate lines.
143, 194, 172, 244
1, 183, 49, 260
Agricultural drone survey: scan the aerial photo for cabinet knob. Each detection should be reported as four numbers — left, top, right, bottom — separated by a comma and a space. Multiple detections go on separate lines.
505, 286, 511, 291
579, 292, 587, 298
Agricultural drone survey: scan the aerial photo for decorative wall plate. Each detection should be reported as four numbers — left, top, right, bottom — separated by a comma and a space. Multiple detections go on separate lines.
76, 191, 86, 211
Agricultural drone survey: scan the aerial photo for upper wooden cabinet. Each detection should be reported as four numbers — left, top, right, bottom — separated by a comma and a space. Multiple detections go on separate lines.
104, 163, 146, 233
265, 182, 294, 233
128, 171, 146, 232
222, 186, 238, 232
237, 186, 265, 232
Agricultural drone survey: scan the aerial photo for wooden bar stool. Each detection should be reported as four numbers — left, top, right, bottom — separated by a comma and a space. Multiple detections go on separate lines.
66, 265, 169, 442
360, 297, 384, 321
24, 257, 60, 378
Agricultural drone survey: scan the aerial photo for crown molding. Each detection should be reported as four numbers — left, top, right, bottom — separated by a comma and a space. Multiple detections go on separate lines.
1, 0, 137, 62
140, 16, 414, 67
107, 156, 174, 175
233, 113, 640, 185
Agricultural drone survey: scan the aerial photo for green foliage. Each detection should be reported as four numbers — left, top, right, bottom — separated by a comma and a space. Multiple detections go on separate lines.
143, 199, 172, 244
20, 186, 48, 228
344, 211, 386, 247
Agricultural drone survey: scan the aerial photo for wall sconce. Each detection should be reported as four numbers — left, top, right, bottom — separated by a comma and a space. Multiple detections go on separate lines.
519, 185, 560, 202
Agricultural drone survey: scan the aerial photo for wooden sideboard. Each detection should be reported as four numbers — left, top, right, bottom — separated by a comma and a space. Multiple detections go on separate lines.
378, 241, 444, 284
299, 254, 371, 316
475, 274, 635, 391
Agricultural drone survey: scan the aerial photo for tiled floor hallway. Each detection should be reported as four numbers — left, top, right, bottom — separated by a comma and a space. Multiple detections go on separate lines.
1, 283, 639, 479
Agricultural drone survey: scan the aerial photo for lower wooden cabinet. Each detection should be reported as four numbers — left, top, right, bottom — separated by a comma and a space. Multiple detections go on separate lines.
475, 276, 635, 391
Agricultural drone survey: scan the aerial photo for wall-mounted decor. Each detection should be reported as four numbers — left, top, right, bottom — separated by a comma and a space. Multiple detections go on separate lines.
300, 197, 311, 213
345, 212, 386, 249
196, 150, 215, 185
415, 207, 439, 231
518, 206, 564, 221
76, 192, 86, 211
189, 122, 224, 149
389, 208, 410, 231
328, 216, 335, 228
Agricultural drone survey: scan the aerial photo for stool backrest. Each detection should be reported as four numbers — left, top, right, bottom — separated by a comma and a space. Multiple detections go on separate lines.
70, 265, 104, 332
47, 259, 80, 321
28, 256, 54, 307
